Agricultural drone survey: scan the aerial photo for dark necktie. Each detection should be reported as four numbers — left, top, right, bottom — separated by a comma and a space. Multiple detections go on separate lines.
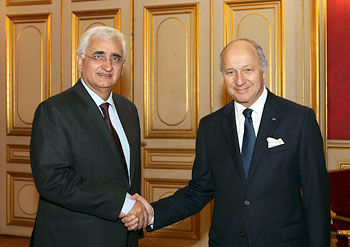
100, 103, 129, 182
242, 108, 256, 179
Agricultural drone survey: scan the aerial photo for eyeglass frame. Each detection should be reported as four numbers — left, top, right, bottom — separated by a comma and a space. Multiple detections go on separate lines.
81, 52, 125, 66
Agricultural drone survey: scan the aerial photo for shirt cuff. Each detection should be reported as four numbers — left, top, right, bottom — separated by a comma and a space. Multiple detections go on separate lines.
120, 193, 136, 215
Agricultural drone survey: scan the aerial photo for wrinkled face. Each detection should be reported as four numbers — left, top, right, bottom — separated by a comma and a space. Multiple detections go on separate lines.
221, 41, 266, 107
77, 37, 124, 100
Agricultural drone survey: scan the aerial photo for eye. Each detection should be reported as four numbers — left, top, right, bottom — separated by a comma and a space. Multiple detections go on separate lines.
244, 68, 253, 73
93, 54, 104, 60
225, 70, 235, 76
111, 55, 121, 62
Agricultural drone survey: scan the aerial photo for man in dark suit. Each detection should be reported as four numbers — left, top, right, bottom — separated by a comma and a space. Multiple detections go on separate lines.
123, 39, 330, 246
30, 26, 148, 247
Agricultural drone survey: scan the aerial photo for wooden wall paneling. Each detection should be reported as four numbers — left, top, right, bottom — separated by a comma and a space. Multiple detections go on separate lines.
6, 172, 38, 227
143, 3, 200, 138
6, 14, 52, 136
144, 178, 200, 240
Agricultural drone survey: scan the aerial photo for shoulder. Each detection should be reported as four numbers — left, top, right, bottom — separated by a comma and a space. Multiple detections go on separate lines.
200, 101, 234, 125
268, 92, 315, 117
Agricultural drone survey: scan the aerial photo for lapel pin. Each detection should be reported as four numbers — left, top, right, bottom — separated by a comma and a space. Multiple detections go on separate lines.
271, 117, 277, 121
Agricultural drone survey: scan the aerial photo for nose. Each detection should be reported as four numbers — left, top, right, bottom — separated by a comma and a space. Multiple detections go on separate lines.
235, 71, 245, 86
101, 58, 113, 71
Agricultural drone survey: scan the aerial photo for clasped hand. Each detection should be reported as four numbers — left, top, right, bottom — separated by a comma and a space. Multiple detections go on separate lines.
119, 193, 153, 231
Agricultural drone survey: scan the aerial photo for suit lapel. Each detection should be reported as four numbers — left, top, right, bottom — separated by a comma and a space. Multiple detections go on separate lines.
246, 91, 280, 182
73, 80, 130, 186
220, 102, 247, 184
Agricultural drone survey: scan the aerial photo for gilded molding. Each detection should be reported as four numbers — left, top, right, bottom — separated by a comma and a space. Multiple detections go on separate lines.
143, 3, 199, 139
327, 140, 350, 149
6, 13, 52, 136
144, 178, 200, 240
6, 0, 51, 6
310, 0, 320, 122
339, 162, 350, 170
6, 144, 30, 164
144, 148, 195, 170
6, 172, 37, 227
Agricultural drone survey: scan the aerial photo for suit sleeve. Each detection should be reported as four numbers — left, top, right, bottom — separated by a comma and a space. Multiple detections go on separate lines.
30, 101, 129, 221
149, 119, 216, 231
298, 109, 330, 247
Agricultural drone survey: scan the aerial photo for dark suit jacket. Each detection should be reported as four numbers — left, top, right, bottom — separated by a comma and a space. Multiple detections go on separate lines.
148, 91, 330, 247
30, 80, 142, 247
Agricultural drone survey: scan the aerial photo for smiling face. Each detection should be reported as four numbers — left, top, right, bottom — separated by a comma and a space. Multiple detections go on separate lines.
221, 40, 266, 107
77, 37, 124, 100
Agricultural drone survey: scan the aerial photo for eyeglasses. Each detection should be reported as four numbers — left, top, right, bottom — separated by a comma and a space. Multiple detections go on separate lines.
82, 53, 125, 65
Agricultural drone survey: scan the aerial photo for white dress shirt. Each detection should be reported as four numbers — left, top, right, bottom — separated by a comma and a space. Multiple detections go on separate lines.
234, 87, 268, 152
81, 79, 135, 215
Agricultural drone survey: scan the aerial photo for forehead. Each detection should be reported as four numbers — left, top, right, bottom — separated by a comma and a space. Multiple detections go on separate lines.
86, 37, 123, 55
222, 41, 260, 67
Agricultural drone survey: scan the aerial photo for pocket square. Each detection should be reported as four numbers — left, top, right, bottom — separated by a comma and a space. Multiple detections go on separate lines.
266, 137, 285, 148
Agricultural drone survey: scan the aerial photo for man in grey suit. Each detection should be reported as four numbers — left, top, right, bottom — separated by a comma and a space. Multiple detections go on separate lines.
30, 26, 148, 247
123, 39, 330, 247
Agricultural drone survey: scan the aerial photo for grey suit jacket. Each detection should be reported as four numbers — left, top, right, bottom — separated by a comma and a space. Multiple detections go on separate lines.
148, 91, 330, 247
30, 80, 142, 247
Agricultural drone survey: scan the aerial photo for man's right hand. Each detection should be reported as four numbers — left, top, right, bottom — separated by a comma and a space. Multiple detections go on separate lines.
120, 193, 154, 230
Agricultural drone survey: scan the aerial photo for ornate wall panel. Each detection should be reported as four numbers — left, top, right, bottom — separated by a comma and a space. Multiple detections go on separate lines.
6, 172, 38, 227
144, 148, 194, 170
223, 0, 283, 103
144, 178, 200, 240
71, 9, 121, 86
144, 4, 199, 138
6, 0, 51, 6
6, 14, 52, 136
327, 141, 350, 170
6, 145, 30, 164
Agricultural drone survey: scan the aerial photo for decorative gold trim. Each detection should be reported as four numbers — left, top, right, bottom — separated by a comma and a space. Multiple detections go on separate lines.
310, 0, 320, 122
60, 0, 63, 92
6, 172, 36, 227
327, 140, 350, 149
6, 14, 52, 136
323, 0, 328, 165
143, 3, 199, 139
6, 0, 51, 6
210, 0, 214, 112
155, 17, 189, 127
6, 144, 30, 164
339, 162, 350, 170
144, 178, 200, 240
130, 0, 134, 101
144, 148, 195, 170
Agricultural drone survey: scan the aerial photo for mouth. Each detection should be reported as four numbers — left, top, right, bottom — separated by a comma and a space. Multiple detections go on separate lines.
97, 73, 112, 78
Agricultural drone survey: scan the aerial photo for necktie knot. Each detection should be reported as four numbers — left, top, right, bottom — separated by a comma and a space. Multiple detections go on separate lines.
243, 108, 253, 119
100, 103, 110, 118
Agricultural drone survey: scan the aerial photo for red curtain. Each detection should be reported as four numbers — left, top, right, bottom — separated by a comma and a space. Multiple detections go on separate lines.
327, 0, 350, 140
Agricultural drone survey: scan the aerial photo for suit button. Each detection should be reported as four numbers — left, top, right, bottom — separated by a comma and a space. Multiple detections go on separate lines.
240, 231, 246, 237
244, 200, 250, 206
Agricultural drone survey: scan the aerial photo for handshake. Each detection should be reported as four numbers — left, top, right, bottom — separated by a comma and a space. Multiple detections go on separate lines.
119, 193, 154, 231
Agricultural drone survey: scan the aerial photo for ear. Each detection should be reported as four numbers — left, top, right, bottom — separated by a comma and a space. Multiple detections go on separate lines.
76, 54, 83, 73
262, 65, 268, 80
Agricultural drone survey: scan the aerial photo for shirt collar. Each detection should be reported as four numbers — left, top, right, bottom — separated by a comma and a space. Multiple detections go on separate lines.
80, 78, 116, 111
234, 86, 267, 117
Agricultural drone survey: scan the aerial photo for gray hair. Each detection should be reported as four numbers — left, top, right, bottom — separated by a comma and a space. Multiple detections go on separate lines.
219, 38, 268, 73
76, 26, 126, 58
